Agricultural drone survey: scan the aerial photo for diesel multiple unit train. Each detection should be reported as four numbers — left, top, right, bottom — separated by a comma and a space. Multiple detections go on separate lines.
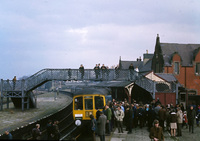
72, 87, 112, 126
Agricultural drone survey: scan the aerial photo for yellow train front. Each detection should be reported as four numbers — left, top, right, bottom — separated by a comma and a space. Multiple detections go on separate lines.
73, 87, 112, 127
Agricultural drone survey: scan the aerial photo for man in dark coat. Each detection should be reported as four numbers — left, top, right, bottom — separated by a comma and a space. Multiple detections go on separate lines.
187, 105, 196, 133
46, 120, 53, 140
32, 124, 42, 140
147, 105, 156, 131
79, 64, 84, 79
94, 64, 100, 79
137, 105, 145, 128
158, 105, 166, 131
97, 111, 107, 141
127, 105, 133, 134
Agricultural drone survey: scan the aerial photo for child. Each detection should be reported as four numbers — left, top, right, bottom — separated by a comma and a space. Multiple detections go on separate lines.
183, 111, 188, 128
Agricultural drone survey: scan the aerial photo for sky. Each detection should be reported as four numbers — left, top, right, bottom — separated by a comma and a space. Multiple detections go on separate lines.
0, 0, 200, 79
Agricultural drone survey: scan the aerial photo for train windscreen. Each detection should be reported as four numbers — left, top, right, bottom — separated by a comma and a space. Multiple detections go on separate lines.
85, 98, 93, 110
95, 96, 104, 109
74, 97, 83, 110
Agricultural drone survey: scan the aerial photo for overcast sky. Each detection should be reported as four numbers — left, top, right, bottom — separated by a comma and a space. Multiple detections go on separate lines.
0, 0, 200, 79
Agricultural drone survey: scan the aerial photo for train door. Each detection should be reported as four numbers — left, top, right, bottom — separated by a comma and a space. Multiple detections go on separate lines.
84, 96, 93, 119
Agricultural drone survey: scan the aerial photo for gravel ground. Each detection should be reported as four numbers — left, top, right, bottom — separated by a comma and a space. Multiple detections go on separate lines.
0, 91, 72, 135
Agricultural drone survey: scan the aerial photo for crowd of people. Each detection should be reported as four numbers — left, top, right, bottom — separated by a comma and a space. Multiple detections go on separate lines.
89, 98, 200, 141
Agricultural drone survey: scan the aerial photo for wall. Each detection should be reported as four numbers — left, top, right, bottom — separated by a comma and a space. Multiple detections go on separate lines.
155, 92, 176, 106
164, 53, 200, 95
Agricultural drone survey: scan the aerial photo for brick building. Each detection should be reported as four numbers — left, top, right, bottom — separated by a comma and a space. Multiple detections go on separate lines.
152, 34, 200, 106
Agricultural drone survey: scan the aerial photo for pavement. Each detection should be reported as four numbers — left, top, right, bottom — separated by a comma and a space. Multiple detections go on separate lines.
0, 91, 72, 135
102, 125, 200, 141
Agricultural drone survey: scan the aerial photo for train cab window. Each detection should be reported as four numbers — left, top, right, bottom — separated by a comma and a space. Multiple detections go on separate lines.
74, 97, 83, 110
85, 99, 93, 110
95, 96, 104, 109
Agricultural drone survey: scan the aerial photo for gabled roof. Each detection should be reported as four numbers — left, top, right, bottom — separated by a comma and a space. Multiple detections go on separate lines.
155, 73, 177, 82
160, 43, 200, 66
139, 59, 152, 73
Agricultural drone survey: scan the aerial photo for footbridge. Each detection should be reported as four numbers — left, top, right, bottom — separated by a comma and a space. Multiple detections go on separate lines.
0, 68, 175, 110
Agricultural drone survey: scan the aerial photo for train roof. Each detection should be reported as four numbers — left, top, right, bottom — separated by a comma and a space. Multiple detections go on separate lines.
73, 87, 111, 96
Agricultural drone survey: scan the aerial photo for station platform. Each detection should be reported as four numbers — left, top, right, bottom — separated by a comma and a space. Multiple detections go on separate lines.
102, 125, 200, 141
0, 91, 72, 135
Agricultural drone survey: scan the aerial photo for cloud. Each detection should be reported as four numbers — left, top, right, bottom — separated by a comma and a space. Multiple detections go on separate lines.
0, 0, 200, 79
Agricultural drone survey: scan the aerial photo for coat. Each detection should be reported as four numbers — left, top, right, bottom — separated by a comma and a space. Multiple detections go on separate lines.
177, 110, 183, 123
97, 114, 107, 135
149, 126, 164, 141
170, 112, 177, 123
115, 109, 124, 121
105, 108, 112, 120
158, 108, 166, 121
187, 109, 196, 125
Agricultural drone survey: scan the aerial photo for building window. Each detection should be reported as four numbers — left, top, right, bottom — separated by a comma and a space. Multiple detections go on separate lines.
174, 62, 180, 74
195, 63, 200, 75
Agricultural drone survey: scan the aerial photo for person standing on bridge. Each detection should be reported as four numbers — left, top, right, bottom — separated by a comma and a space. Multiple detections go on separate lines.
79, 64, 84, 79
101, 64, 107, 80
12, 76, 16, 90
94, 64, 100, 79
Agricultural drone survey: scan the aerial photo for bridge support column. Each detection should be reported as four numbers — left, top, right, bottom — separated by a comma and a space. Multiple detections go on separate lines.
7, 97, 9, 109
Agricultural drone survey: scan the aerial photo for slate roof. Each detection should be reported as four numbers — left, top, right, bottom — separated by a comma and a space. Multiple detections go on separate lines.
143, 54, 154, 60
139, 59, 152, 74
120, 60, 143, 70
155, 73, 177, 82
160, 43, 200, 67
155, 73, 182, 87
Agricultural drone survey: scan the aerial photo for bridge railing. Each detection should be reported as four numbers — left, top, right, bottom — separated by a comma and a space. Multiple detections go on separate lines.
0, 68, 177, 96
0, 68, 154, 93
22, 68, 140, 91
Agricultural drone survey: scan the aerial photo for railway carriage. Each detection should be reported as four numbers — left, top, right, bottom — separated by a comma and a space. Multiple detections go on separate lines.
73, 87, 112, 126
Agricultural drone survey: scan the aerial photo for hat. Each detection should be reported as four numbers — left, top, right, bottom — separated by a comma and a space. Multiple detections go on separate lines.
154, 120, 159, 125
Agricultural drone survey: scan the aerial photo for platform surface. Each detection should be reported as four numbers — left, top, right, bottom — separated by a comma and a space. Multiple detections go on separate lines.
0, 91, 72, 135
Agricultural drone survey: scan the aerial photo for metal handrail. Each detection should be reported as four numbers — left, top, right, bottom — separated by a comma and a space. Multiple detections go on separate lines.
1, 68, 171, 93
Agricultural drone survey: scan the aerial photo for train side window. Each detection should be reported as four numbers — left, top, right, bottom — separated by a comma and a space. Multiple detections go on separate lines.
74, 97, 83, 110
85, 99, 93, 110
95, 96, 104, 109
